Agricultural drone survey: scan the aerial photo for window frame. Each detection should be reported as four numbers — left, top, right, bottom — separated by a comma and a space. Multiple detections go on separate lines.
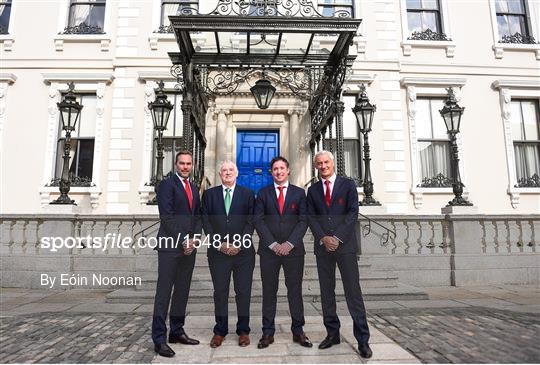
510, 99, 540, 187
317, 0, 355, 18
406, 0, 443, 35
495, 0, 531, 40
65, 0, 106, 34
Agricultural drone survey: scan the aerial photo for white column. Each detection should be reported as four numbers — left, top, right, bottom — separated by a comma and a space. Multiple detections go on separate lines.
215, 108, 230, 183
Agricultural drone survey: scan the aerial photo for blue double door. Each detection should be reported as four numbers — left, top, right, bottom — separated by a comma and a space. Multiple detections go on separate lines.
236, 130, 279, 193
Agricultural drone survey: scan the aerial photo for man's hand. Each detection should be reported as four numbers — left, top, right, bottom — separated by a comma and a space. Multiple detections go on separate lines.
271, 245, 282, 256
275, 243, 293, 256
322, 236, 339, 252
220, 241, 240, 256
183, 239, 196, 255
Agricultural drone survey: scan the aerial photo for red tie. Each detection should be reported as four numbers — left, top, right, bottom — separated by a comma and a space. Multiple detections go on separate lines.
277, 186, 285, 215
325, 180, 331, 208
184, 178, 193, 211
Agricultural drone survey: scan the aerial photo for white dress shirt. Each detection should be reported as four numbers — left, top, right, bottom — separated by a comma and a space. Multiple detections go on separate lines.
269, 180, 294, 250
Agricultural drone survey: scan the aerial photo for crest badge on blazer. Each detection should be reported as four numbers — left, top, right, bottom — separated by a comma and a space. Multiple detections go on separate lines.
338, 197, 345, 205
290, 203, 297, 210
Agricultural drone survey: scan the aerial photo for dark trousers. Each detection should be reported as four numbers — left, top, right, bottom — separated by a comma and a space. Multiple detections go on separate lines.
152, 250, 196, 346
260, 254, 305, 336
208, 252, 255, 336
316, 252, 370, 344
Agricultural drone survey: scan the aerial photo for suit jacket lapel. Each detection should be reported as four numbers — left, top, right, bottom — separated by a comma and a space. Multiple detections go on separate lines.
269, 186, 281, 214
316, 180, 329, 213
282, 185, 293, 215
218, 186, 227, 215
330, 176, 343, 206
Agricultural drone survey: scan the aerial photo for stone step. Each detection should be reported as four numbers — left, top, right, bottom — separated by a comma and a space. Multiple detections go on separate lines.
135, 271, 399, 291
106, 283, 428, 304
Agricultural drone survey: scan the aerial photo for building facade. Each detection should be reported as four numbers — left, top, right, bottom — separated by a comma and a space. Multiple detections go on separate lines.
0, 0, 539, 289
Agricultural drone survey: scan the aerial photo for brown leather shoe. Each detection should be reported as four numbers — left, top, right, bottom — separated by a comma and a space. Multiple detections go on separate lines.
257, 335, 274, 349
238, 334, 250, 347
210, 335, 225, 348
293, 333, 313, 348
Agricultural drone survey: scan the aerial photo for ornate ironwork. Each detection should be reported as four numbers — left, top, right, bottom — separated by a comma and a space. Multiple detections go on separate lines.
418, 173, 453, 188
408, 29, 451, 41
170, 64, 185, 91
61, 23, 105, 35
359, 213, 396, 247
515, 173, 540, 188
208, 0, 350, 18
200, 67, 313, 99
155, 24, 174, 33
500, 32, 538, 44
48, 175, 94, 188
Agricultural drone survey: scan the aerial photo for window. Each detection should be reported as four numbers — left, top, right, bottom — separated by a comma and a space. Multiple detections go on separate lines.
0, 0, 11, 34
161, 0, 198, 26
496, 0, 532, 42
406, 0, 443, 37
416, 98, 452, 187
318, 0, 354, 18
54, 94, 96, 186
511, 100, 540, 187
151, 93, 183, 180
64, 0, 106, 34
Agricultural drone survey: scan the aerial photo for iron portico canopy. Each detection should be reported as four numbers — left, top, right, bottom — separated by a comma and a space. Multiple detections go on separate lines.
167, 0, 362, 181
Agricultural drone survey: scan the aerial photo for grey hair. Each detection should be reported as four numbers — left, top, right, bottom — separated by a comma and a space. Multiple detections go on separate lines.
219, 160, 238, 175
313, 150, 334, 164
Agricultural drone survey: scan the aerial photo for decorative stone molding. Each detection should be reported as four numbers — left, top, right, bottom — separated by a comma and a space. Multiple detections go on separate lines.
54, 34, 111, 52
0, 35, 14, 52
401, 39, 456, 58
401, 78, 469, 209
39, 77, 111, 209
492, 43, 540, 60
492, 79, 540, 208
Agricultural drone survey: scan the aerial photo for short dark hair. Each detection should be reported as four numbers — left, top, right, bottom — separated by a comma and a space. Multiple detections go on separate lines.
175, 150, 193, 163
270, 156, 289, 169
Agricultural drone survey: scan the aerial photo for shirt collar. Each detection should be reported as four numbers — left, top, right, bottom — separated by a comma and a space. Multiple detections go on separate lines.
176, 172, 189, 183
274, 181, 289, 190
323, 174, 337, 185
222, 184, 236, 193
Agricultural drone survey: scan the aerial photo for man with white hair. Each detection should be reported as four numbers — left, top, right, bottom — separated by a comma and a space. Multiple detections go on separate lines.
201, 160, 256, 348
306, 150, 372, 359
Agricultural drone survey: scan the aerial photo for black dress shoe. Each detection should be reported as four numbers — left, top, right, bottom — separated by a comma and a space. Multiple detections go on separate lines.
154, 343, 175, 357
358, 342, 373, 359
257, 335, 274, 349
293, 333, 313, 348
169, 333, 200, 345
318, 335, 340, 349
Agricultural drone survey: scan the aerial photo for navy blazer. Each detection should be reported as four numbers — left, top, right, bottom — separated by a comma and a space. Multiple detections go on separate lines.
156, 173, 202, 252
254, 183, 308, 257
201, 184, 256, 256
306, 176, 359, 256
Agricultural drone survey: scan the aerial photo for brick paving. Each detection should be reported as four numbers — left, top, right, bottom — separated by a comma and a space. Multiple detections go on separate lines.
0, 313, 155, 364
369, 307, 540, 364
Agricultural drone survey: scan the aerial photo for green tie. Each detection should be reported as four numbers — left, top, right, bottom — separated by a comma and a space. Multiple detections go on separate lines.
224, 188, 231, 215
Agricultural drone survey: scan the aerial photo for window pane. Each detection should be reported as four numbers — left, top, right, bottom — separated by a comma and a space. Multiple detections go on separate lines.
496, 0, 509, 13
419, 141, 451, 179
72, 139, 95, 179
343, 95, 358, 138
0, 1, 11, 33
421, 11, 439, 32
78, 95, 97, 138
69, 1, 105, 28
521, 101, 539, 140
508, 15, 526, 35
430, 99, 447, 139
507, 0, 525, 14
421, 0, 439, 10
407, 12, 422, 33
510, 101, 524, 140
407, 0, 422, 10
344, 140, 360, 181
515, 143, 540, 180
497, 15, 511, 37
416, 99, 432, 139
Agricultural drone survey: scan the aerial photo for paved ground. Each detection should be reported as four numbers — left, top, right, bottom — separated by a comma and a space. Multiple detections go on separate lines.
1, 285, 539, 363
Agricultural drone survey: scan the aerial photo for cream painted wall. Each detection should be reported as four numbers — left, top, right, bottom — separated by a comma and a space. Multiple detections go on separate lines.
0, 0, 538, 214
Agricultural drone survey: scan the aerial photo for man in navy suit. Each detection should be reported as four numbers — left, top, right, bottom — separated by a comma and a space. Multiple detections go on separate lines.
306, 150, 372, 359
152, 151, 201, 358
201, 161, 255, 348
254, 156, 312, 349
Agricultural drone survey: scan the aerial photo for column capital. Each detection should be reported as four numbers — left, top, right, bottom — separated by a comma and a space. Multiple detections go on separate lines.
216, 108, 230, 116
